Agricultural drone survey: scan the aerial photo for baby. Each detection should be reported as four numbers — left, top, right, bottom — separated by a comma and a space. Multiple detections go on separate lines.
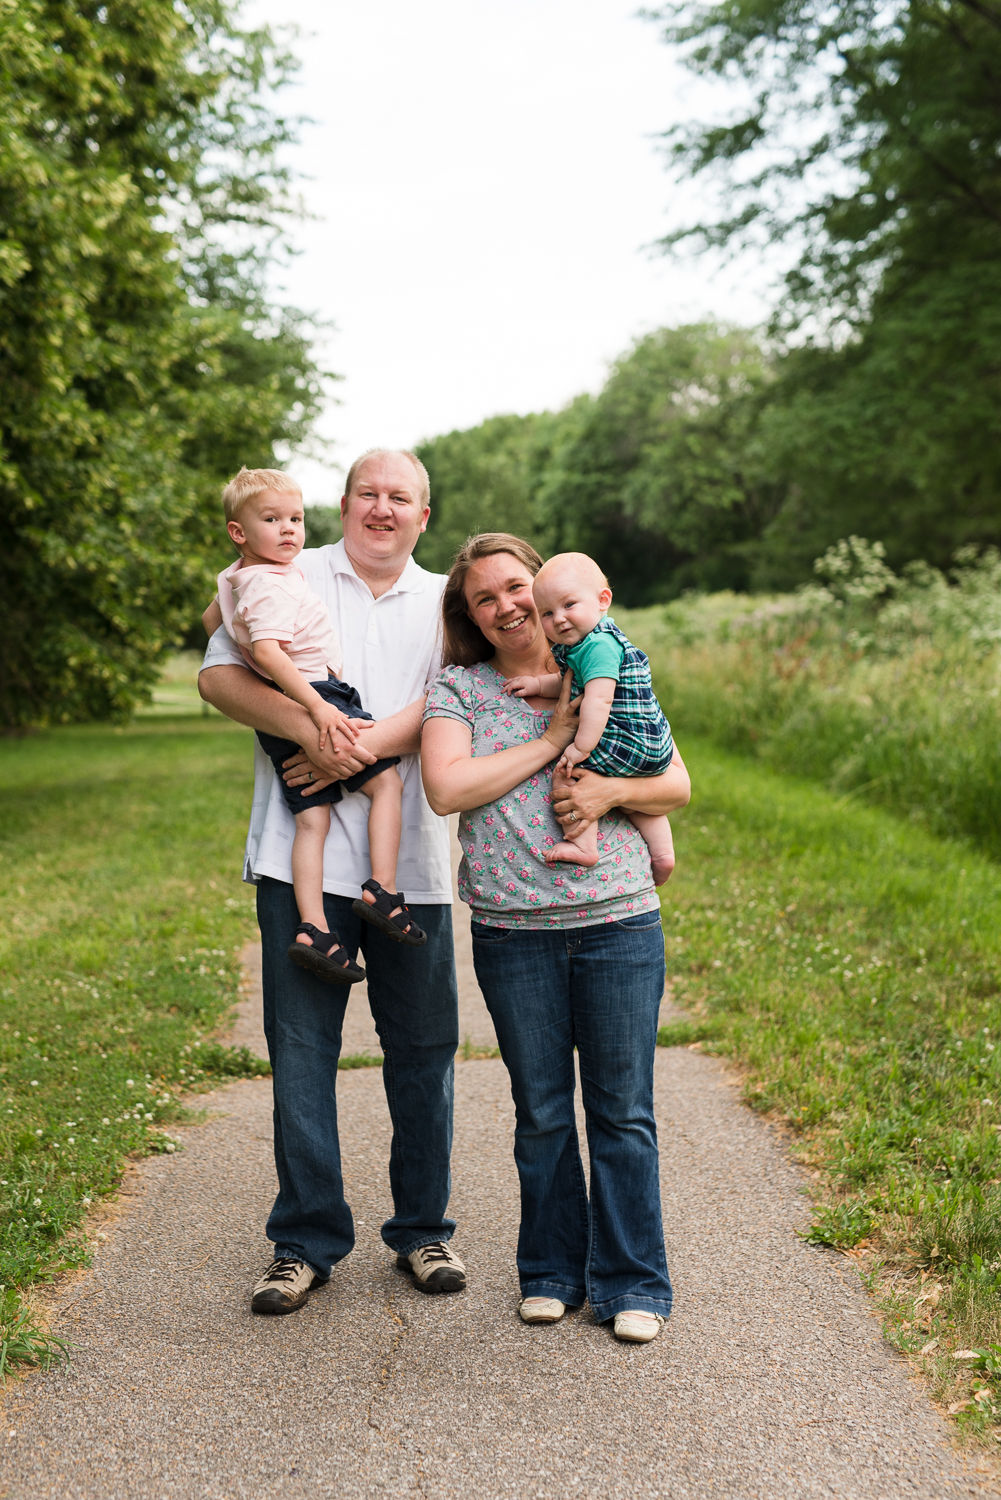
202, 467, 426, 984
503, 551, 675, 884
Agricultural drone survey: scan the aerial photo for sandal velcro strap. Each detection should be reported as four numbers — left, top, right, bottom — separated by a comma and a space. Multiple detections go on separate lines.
287, 923, 366, 985
352, 879, 427, 947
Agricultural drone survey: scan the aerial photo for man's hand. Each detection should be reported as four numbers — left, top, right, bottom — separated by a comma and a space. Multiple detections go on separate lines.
283, 720, 378, 791
503, 674, 542, 698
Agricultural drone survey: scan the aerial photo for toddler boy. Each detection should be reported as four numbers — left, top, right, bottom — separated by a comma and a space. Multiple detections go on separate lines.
202, 467, 426, 982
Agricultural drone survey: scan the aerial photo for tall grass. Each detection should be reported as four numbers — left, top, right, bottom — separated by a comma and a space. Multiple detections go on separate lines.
618, 540, 1001, 858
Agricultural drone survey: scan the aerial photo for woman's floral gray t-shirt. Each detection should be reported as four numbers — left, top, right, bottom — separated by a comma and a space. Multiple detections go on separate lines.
424, 662, 659, 930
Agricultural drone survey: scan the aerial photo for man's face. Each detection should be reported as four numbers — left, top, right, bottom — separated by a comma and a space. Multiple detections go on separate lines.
340, 454, 430, 571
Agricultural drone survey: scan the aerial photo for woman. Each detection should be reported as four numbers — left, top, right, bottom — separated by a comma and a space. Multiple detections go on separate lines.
421, 533, 691, 1343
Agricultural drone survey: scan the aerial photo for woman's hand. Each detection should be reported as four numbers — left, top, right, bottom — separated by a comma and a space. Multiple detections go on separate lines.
541, 670, 582, 755
551, 747, 692, 831
550, 766, 619, 836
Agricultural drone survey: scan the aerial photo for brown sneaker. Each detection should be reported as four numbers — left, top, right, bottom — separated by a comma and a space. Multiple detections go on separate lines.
251, 1257, 324, 1315
396, 1241, 466, 1294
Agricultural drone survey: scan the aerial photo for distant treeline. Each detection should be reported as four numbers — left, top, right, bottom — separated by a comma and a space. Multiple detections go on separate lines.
413, 320, 1001, 607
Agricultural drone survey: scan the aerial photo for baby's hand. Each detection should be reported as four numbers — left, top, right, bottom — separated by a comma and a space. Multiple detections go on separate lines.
556, 743, 588, 777
503, 675, 540, 698
310, 703, 358, 752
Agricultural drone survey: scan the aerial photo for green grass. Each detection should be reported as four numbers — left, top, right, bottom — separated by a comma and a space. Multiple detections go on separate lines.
135, 650, 222, 718
614, 545, 1001, 861
0, 716, 264, 1323
662, 736, 1001, 1433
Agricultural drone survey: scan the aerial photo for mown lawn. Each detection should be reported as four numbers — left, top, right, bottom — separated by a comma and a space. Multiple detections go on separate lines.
0, 717, 265, 1307
664, 736, 1001, 1435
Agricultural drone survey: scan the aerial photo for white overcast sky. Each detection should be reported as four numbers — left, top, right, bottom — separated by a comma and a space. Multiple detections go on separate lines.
247, 0, 778, 502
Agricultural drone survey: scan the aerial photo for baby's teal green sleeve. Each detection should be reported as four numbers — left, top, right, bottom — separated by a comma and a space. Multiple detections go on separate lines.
569, 632, 625, 684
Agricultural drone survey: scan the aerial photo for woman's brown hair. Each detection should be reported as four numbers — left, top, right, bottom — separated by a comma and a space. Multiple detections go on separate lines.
440, 533, 544, 668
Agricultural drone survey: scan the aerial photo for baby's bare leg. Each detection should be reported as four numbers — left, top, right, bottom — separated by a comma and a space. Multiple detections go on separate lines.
627, 812, 675, 887
291, 803, 332, 942
359, 767, 404, 900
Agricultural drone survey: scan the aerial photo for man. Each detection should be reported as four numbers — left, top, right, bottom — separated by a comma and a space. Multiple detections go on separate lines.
198, 449, 465, 1313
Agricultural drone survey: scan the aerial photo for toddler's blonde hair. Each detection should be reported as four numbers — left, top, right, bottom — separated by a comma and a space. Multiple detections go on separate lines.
222, 467, 302, 523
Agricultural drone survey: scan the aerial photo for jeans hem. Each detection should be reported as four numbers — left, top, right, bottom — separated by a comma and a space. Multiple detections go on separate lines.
592, 1295, 673, 1323
271, 1245, 331, 1282
389, 1231, 455, 1259
520, 1281, 585, 1306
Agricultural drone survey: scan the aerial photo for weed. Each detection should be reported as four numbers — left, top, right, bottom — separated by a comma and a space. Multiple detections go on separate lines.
0, 1286, 70, 1379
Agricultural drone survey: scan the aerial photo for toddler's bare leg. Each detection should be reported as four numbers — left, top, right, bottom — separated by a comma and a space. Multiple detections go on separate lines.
359, 768, 404, 907
291, 804, 332, 943
545, 817, 601, 869
627, 812, 675, 886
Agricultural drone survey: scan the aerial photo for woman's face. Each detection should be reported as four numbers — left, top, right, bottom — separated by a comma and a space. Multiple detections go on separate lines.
463, 553, 543, 658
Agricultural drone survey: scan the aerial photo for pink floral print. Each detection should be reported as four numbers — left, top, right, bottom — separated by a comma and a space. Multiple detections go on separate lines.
424, 662, 657, 931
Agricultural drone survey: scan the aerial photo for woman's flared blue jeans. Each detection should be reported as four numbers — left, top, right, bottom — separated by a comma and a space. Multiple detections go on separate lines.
471, 910, 672, 1323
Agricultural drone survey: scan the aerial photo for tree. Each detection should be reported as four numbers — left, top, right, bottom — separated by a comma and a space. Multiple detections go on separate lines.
415, 413, 557, 575
0, 0, 324, 728
536, 325, 777, 602
649, 0, 1001, 579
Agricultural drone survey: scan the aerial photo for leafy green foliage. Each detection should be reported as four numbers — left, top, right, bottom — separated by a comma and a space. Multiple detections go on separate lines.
415, 413, 558, 575
417, 326, 777, 602
646, 0, 1001, 581
0, 1, 324, 729
536, 325, 776, 600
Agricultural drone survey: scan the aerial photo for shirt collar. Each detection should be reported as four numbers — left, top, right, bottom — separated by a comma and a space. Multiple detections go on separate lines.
328, 539, 429, 595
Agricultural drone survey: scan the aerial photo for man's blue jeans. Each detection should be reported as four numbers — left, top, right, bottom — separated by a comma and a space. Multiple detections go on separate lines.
257, 876, 459, 1279
471, 911, 672, 1323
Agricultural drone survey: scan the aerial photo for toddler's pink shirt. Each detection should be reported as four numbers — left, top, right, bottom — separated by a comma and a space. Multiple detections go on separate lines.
217, 559, 343, 682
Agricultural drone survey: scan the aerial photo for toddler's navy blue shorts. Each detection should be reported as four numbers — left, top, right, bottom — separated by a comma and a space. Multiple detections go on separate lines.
256, 677, 401, 817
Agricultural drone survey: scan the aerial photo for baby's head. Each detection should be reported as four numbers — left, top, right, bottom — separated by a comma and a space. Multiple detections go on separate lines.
222, 467, 304, 565
533, 552, 612, 647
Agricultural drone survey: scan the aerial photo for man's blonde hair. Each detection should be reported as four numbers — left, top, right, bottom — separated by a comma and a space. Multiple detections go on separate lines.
343, 449, 430, 508
221, 467, 302, 523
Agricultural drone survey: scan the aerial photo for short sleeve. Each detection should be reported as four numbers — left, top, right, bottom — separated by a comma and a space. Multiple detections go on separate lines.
572, 632, 625, 684
424, 670, 476, 729
235, 571, 301, 643
200, 624, 245, 672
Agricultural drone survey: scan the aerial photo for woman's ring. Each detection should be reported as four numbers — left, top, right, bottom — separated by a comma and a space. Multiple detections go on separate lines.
309, 772, 315, 783
568, 811, 577, 823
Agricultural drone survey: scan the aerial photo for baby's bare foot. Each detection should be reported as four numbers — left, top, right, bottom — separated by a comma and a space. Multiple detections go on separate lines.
545, 841, 600, 868
650, 853, 676, 886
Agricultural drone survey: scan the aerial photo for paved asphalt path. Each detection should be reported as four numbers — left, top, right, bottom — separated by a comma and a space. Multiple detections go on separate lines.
3, 838, 996, 1498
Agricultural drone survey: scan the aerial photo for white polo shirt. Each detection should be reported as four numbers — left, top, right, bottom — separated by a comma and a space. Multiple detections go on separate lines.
200, 540, 452, 905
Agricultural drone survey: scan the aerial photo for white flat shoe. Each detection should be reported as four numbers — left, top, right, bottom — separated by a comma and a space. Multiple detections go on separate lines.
613, 1310, 665, 1343
519, 1296, 566, 1324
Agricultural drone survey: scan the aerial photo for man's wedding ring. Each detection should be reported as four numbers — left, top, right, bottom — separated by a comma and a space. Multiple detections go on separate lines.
308, 772, 315, 782
568, 811, 578, 823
